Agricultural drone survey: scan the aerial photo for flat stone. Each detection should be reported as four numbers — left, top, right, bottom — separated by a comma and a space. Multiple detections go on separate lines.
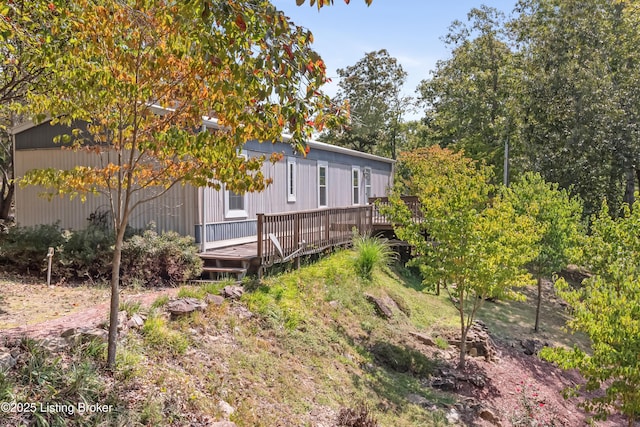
406, 393, 433, 407
167, 298, 207, 316
40, 337, 69, 353
206, 294, 225, 306
221, 286, 244, 300
80, 328, 108, 342
117, 310, 128, 332
364, 293, 393, 319
127, 313, 145, 329
410, 331, 436, 346
218, 400, 235, 419
60, 328, 77, 338
0, 352, 16, 371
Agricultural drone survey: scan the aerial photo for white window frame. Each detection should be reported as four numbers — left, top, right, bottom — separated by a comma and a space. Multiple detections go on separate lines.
352, 166, 361, 205
318, 161, 328, 208
364, 167, 372, 203
287, 157, 297, 203
224, 151, 248, 219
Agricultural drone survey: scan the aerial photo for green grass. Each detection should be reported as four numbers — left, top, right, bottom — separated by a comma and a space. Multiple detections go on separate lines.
1, 247, 586, 426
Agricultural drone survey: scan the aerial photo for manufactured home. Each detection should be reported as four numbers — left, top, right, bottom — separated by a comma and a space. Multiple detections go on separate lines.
12, 119, 395, 259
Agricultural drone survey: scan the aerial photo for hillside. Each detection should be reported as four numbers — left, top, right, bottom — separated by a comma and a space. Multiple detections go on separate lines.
0, 250, 626, 426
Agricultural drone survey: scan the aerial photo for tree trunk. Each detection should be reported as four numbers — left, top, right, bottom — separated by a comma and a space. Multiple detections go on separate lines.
534, 275, 542, 333
623, 167, 635, 209
458, 308, 467, 370
106, 225, 127, 370
0, 181, 14, 220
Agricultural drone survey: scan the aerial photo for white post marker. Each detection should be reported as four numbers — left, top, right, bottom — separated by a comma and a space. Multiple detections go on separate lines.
46, 247, 54, 286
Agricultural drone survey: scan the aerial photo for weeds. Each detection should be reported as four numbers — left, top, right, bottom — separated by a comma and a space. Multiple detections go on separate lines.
335, 403, 379, 427
352, 235, 394, 281
142, 314, 189, 356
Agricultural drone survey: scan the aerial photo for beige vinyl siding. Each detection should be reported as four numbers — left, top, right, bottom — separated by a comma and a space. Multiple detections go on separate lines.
14, 149, 197, 235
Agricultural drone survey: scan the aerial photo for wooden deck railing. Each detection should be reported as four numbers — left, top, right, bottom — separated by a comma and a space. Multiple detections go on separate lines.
256, 196, 422, 266
257, 205, 372, 266
369, 196, 421, 225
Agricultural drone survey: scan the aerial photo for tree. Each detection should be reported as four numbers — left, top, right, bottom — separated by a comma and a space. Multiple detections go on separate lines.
321, 49, 412, 159
384, 146, 539, 369
512, 0, 640, 217
0, 1, 61, 219
418, 6, 517, 182
296, 0, 372, 8
22, 0, 340, 369
502, 172, 583, 332
541, 201, 640, 426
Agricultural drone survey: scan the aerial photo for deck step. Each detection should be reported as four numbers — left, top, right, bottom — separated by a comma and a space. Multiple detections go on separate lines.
202, 266, 247, 274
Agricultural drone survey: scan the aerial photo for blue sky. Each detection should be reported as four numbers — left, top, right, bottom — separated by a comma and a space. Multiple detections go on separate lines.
272, 1, 517, 118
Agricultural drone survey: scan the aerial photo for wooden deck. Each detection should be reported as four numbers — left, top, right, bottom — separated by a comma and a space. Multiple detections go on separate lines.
199, 196, 421, 277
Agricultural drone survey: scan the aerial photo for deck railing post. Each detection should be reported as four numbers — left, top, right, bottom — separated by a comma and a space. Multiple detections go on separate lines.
257, 213, 264, 262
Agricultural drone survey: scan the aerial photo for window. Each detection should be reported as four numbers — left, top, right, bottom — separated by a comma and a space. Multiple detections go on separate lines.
287, 157, 296, 203
318, 161, 328, 207
224, 151, 248, 219
352, 166, 360, 205
364, 167, 372, 202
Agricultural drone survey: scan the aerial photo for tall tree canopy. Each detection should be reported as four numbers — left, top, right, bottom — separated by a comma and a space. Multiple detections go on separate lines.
20, 0, 340, 368
321, 49, 412, 159
512, 0, 640, 217
418, 6, 516, 183
0, 1, 61, 219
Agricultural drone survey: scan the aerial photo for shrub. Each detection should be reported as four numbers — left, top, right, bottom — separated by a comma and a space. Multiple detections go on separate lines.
352, 234, 394, 280
58, 224, 114, 280
0, 223, 65, 273
121, 230, 203, 287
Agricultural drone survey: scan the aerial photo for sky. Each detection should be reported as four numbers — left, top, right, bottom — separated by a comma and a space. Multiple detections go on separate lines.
272, 0, 517, 119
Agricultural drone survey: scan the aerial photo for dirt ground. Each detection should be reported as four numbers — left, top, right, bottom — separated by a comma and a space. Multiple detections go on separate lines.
0, 277, 179, 339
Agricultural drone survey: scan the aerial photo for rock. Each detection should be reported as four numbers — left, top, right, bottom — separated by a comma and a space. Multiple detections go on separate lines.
229, 305, 253, 320
431, 377, 456, 391
364, 293, 393, 319
410, 331, 436, 346
117, 310, 128, 332
478, 407, 502, 426
80, 328, 108, 342
167, 298, 207, 317
446, 408, 460, 424
206, 294, 225, 306
221, 286, 244, 300
521, 339, 545, 356
328, 300, 339, 308
40, 337, 69, 353
448, 321, 499, 362
406, 393, 436, 409
0, 352, 16, 371
60, 327, 78, 338
218, 400, 235, 419
211, 422, 237, 427
127, 313, 145, 329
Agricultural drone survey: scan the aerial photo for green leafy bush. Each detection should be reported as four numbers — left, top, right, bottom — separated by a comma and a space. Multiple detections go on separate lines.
58, 224, 115, 281
0, 223, 65, 273
0, 224, 202, 287
352, 234, 394, 280
121, 230, 203, 287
